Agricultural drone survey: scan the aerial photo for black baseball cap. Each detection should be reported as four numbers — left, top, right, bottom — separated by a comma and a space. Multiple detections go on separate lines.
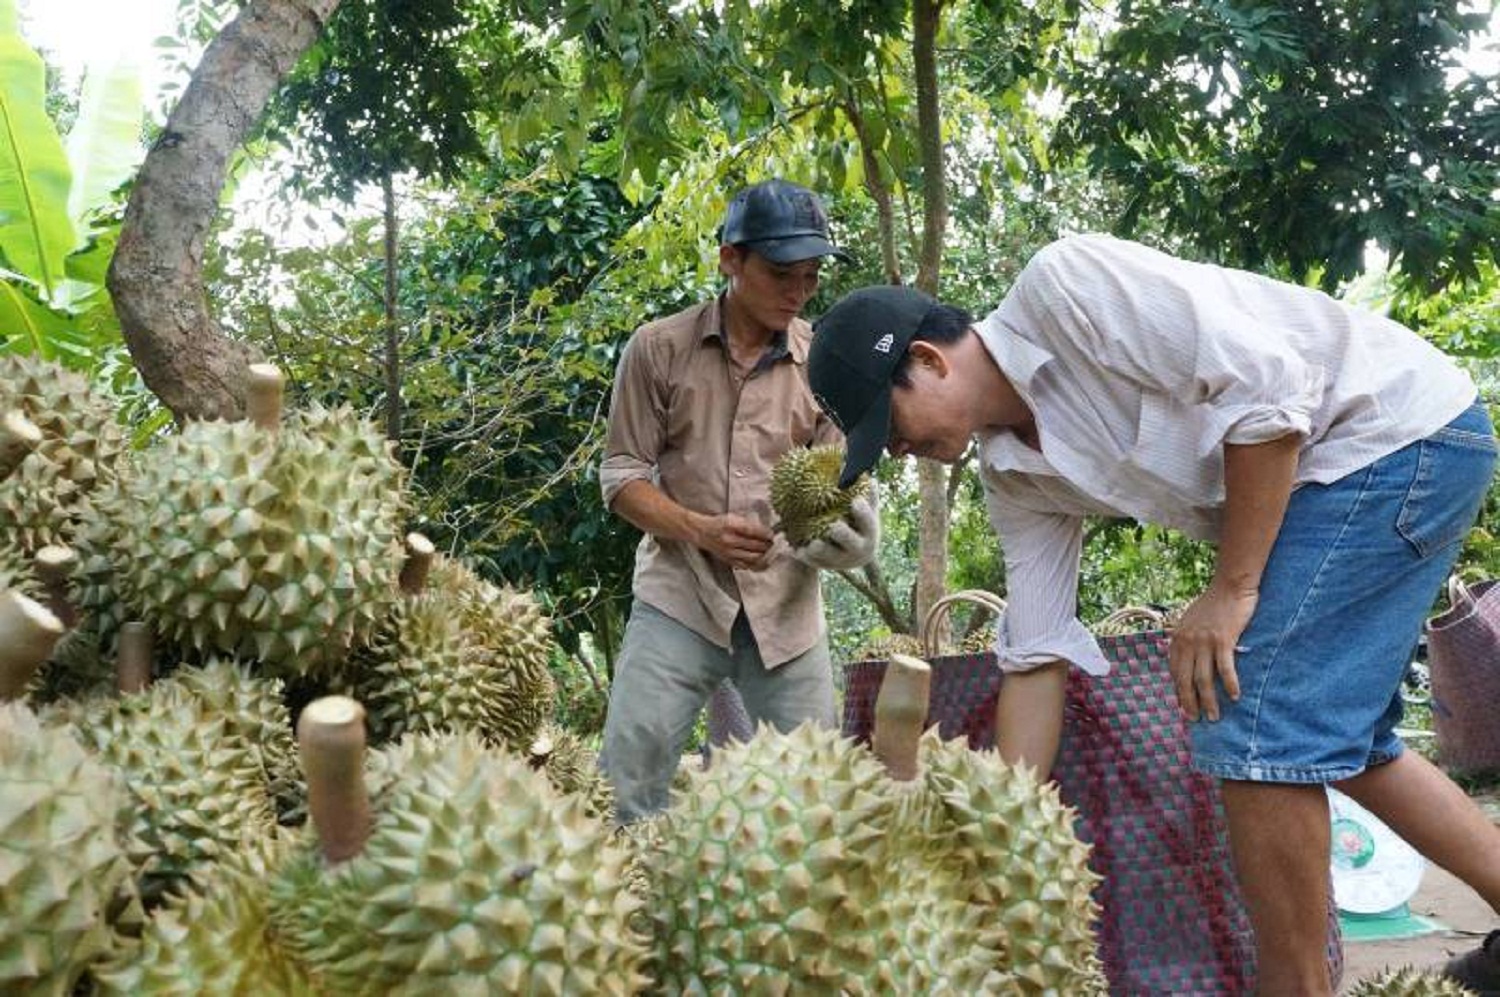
720, 179, 851, 263
809, 285, 941, 488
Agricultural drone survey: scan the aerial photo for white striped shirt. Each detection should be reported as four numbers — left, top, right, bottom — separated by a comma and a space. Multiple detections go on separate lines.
977, 234, 1476, 676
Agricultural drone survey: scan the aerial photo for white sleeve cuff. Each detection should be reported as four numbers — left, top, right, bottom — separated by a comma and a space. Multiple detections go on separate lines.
995, 614, 1112, 676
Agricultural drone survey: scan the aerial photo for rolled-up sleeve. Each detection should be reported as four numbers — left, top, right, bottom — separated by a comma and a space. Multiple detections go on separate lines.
600, 332, 665, 508
982, 476, 1112, 676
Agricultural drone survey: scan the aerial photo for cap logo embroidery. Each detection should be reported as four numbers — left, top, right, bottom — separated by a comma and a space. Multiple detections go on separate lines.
873, 333, 894, 354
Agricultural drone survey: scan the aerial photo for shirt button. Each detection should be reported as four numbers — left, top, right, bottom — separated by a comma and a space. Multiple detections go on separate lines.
734, 469, 746, 478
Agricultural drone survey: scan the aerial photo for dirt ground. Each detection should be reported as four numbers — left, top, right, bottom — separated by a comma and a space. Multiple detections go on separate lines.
1338, 789, 1500, 993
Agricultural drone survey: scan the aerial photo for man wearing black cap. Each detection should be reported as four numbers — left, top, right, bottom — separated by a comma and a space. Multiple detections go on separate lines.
806, 233, 1500, 996
597, 179, 879, 825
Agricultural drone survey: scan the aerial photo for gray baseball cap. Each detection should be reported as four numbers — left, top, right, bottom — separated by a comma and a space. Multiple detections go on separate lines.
720, 179, 851, 263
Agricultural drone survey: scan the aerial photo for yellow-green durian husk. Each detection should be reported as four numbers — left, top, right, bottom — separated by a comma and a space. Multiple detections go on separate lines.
56, 679, 278, 906
648, 722, 903, 994
26, 620, 117, 706
0, 536, 42, 600
0, 702, 143, 996
1345, 967, 1479, 996
93, 833, 316, 997
169, 658, 305, 825
770, 444, 871, 546
849, 632, 925, 662
0, 354, 125, 555
86, 407, 406, 678
346, 589, 504, 746
269, 731, 650, 996
530, 721, 613, 821
428, 557, 559, 751
912, 735, 1107, 995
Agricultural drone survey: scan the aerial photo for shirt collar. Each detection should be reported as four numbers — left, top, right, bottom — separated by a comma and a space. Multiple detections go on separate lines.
701, 293, 806, 365
974, 309, 1060, 476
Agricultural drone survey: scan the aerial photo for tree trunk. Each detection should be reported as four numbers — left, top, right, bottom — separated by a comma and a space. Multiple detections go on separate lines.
844, 95, 902, 286
911, 0, 952, 644
107, 0, 341, 422
382, 170, 401, 441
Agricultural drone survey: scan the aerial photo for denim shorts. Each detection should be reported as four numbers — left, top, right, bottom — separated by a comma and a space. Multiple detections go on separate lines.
1191, 400, 1497, 784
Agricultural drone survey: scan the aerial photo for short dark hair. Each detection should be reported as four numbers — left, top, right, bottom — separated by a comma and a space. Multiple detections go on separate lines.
891, 303, 973, 387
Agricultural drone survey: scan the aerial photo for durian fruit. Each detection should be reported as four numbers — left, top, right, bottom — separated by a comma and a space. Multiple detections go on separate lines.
647, 722, 902, 993
769, 443, 871, 546
270, 703, 650, 996
912, 735, 1107, 995
0, 537, 41, 600
84, 402, 407, 678
54, 675, 279, 905
958, 624, 996, 654
170, 658, 304, 825
849, 632, 925, 662
0, 702, 143, 996
93, 834, 317, 997
428, 555, 559, 751
1345, 967, 1478, 996
529, 721, 614, 820
0, 354, 125, 554
0, 409, 43, 482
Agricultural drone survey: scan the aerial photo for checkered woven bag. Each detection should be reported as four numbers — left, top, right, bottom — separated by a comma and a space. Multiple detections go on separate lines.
840, 591, 1344, 996
1425, 575, 1500, 775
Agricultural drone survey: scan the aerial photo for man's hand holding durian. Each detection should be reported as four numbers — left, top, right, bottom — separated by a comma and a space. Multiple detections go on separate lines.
789, 488, 879, 570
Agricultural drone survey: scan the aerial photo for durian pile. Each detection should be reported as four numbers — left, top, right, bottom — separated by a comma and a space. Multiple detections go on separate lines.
2, 355, 1109, 994
1344, 966, 1478, 996
770, 443, 871, 546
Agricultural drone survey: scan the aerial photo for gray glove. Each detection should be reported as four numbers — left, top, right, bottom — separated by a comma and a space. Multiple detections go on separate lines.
792, 491, 880, 570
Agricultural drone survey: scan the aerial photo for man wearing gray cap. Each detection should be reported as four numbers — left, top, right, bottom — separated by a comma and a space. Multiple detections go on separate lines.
597, 179, 879, 824
806, 234, 1500, 995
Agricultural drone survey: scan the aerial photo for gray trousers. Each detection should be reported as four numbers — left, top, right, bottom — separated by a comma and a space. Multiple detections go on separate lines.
599, 599, 835, 824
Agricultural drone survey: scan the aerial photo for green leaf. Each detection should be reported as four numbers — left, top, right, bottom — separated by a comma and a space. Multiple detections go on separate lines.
65, 55, 146, 241
0, 277, 74, 356
0, 0, 75, 298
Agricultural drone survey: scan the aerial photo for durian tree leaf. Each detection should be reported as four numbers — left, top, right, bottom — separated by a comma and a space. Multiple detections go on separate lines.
64, 55, 145, 241
0, 0, 76, 298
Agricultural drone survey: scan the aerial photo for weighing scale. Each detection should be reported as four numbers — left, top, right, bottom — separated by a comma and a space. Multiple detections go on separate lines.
1328, 787, 1443, 941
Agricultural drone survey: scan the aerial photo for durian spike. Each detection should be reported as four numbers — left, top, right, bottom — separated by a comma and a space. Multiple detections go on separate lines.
398, 532, 435, 596
0, 590, 64, 699
872, 653, 931, 781
245, 363, 286, 431
116, 622, 153, 694
0, 409, 42, 481
298, 695, 371, 864
33, 544, 79, 628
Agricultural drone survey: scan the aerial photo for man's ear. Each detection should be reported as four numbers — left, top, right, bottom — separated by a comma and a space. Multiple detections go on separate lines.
718, 244, 744, 278
906, 340, 950, 378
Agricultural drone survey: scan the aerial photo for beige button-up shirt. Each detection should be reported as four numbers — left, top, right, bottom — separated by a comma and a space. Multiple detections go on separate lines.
600, 297, 841, 667
977, 234, 1477, 676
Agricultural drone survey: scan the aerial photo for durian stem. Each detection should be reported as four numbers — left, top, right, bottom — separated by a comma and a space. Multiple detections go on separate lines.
299, 695, 372, 864
246, 364, 286, 431
399, 532, 435, 595
872, 654, 931, 782
116, 622, 153, 693
0, 591, 64, 699
33, 545, 78, 629
0, 410, 42, 482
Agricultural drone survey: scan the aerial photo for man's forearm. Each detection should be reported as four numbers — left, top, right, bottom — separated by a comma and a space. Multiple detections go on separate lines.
610, 479, 705, 546
995, 661, 1068, 778
1216, 435, 1301, 591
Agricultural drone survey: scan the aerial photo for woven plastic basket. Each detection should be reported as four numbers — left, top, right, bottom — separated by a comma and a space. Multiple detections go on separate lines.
841, 591, 1344, 995
1425, 575, 1500, 775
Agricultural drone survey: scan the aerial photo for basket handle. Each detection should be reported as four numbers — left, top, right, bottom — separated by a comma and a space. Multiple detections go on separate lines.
1094, 605, 1168, 634
921, 589, 1007, 657
1447, 573, 1473, 609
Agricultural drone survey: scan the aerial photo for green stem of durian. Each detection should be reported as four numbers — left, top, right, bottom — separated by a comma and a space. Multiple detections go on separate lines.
246, 364, 286, 431
399, 532, 435, 596
0, 590, 63, 700
873, 653, 931, 782
116, 622, 154, 694
0, 410, 41, 482
33, 545, 78, 629
299, 695, 372, 864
